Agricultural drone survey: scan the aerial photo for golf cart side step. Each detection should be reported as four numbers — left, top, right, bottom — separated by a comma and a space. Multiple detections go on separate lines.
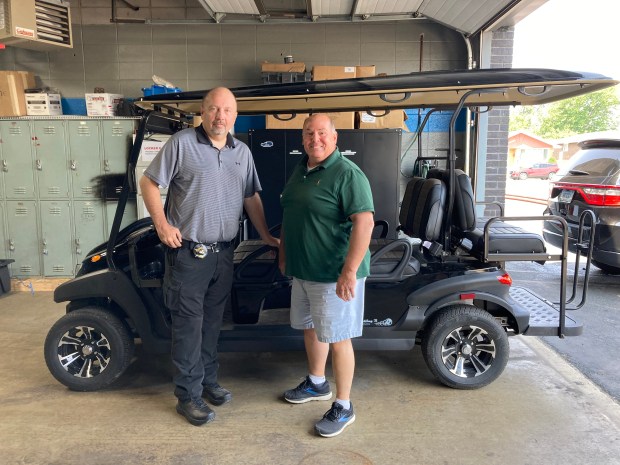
509, 286, 583, 336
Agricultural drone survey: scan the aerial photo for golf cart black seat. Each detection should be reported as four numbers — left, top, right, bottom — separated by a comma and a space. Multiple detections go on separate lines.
427, 168, 546, 259
368, 176, 446, 282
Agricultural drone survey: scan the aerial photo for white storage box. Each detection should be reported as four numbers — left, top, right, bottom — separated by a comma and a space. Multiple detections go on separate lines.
133, 134, 170, 162
85, 93, 123, 116
25, 93, 62, 116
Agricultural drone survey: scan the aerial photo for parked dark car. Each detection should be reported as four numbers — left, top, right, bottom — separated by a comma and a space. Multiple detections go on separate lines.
510, 162, 559, 180
543, 139, 620, 274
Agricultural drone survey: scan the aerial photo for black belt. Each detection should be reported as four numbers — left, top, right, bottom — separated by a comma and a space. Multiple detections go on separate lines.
181, 240, 232, 258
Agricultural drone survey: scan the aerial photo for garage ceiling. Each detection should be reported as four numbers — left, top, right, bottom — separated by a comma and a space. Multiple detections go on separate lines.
193, 0, 548, 35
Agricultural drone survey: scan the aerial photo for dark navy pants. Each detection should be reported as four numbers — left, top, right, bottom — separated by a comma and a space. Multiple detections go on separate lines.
163, 245, 234, 401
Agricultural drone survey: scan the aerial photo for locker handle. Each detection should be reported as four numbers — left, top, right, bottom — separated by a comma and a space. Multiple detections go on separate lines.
70, 160, 77, 170
36, 159, 42, 170
43, 238, 48, 255
9, 239, 15, 251
104, 160, 110, 172
1, 160, 7, 172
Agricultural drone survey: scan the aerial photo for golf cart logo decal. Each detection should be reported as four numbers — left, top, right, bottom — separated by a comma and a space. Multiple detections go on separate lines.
363, 318, 393, 327
260, 141, 274, 148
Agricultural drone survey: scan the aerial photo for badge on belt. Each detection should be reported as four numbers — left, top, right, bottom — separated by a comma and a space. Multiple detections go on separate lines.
192, 242, 222, 259
192, 243, 209, 259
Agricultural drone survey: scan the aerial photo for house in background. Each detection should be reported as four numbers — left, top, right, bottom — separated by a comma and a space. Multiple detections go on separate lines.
508, 130, 554, 169
552, 130, 620, 162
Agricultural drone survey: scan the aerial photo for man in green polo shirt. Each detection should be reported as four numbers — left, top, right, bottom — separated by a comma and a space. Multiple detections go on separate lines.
279, 113, 375, 437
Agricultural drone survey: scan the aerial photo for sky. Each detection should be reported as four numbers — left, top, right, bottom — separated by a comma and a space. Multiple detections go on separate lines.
512, 0, 619, 80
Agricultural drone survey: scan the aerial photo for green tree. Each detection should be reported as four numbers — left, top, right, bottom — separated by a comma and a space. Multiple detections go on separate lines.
509, 105, 546, 133
538, 87, 620, 139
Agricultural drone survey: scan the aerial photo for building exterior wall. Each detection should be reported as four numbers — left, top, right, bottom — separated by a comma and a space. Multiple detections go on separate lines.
482, 26, 514, 214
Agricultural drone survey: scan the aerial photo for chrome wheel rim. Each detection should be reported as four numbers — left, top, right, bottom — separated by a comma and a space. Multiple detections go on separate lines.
56, 325, 111, 378
441, 325, 496, 378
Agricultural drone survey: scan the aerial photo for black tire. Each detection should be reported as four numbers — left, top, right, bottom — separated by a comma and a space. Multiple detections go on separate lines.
592, 260, 620, 275
421, 305, 509, 389
44, 307, 135, 391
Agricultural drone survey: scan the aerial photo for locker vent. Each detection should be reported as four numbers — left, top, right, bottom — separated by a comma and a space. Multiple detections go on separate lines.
47, 186, 60, 195
81, 186, 93, 194
42, 126, 56, 134
77, 127, 91, 136
13, 187, 26, 195
15, 207, 28, 215
48, 206, 61, 215
20, 265, 33, 273
111, 127, 124, 136
8, 127, 22, 135
82, 205, 95, 214
52, 265, 65, 273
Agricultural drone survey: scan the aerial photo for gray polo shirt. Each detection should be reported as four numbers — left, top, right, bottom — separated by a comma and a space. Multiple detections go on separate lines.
143, 125, 261, 243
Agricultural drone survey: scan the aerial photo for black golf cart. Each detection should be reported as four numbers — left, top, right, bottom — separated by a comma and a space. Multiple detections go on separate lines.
44, 68, 616, 392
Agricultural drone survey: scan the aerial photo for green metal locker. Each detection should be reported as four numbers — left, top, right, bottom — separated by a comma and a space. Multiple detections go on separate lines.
102, 119, 134, 173
40, 200, 73, 276
105, 200, 137, 234
101, 119, 135, 200
73, 200, 106, 270
67, 120, 102, 199
6, 200, 40, 276
33, 120, 70, 199
0, 120, 36, 199
0, 202, 6, 258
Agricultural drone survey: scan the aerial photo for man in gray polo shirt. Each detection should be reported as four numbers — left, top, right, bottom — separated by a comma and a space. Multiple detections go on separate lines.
140, 87, 278, 426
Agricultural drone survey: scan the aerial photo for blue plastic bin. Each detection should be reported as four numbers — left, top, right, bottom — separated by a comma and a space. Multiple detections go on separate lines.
142, 85, 183, 97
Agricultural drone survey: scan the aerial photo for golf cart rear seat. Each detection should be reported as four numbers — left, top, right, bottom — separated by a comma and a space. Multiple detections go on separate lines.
426, 168, 546, 259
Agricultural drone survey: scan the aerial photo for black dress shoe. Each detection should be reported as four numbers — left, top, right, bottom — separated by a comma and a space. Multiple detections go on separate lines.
202, 383, 232, 406
176, 398, 215, 426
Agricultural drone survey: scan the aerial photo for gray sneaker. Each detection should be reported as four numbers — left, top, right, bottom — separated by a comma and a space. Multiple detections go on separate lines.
314, 402, 356, 437
283, 376, 332, 404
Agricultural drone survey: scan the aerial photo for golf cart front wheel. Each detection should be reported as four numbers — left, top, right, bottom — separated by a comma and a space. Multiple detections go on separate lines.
421, 305, 509, 390
44, 307, 135, 391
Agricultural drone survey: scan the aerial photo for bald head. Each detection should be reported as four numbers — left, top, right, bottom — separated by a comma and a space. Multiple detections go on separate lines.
302, 113, 338, 168
201, 87, 238, 143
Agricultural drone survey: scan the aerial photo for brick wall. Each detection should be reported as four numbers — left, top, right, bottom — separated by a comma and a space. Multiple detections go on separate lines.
483, 26, 514, 214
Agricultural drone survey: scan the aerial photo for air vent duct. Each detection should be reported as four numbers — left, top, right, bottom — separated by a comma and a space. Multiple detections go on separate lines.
0, 0, 72, 50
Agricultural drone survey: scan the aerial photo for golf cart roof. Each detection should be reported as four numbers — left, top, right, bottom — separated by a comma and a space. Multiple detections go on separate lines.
135, 68, 618, 116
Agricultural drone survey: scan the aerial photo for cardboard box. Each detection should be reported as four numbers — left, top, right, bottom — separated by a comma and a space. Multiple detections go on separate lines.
85, 93, 123, 116
25, 93, 62, 116
355, 65, 376, 78
266, 112, 355, 130
312, 65, 357, 81
261, 62, 306, 73
356, 110, 408, 130
0, 71, 36, 116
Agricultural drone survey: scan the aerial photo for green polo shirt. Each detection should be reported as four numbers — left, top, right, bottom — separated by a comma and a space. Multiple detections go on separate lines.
281, 149, 374, 282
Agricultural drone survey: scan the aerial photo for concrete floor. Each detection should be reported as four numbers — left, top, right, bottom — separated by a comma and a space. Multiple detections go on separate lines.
1, 291, 620, 465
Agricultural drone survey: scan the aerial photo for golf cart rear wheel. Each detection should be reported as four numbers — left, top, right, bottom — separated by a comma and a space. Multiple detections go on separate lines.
421, 305, 509, 390
44, 307, 134, 391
